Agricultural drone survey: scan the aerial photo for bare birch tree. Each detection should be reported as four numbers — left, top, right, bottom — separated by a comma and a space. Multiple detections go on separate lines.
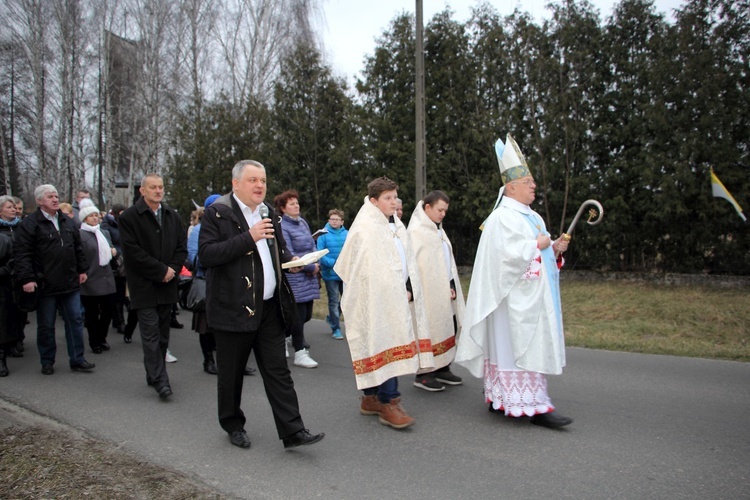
215, 0, 320, 107
1, 0, 323, 204
0, 41, 25, 197
50, 0, 95, 201
3, 0, 50, 194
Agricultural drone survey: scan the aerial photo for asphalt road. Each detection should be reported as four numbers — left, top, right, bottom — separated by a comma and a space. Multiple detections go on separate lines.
1, 313, 749, 499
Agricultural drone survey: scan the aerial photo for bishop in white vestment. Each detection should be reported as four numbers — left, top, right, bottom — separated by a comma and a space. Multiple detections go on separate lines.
455, 134, 573, 428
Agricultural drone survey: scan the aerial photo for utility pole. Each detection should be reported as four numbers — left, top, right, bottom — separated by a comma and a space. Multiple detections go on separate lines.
415, 0, 426, 203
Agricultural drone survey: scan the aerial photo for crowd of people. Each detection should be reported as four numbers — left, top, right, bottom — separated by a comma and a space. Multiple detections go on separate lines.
0, 135, 575, 449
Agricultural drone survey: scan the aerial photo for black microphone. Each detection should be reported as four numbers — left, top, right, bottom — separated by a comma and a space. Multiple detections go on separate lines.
258, 204, 274, 247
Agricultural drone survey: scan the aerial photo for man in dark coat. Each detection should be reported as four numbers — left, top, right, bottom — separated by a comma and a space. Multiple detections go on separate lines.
13, 184, 95, 375
199, 159, 324, 450
119, 174, 187, 400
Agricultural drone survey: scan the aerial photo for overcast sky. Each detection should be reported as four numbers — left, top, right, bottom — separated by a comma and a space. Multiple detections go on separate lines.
317, 0, 686, 85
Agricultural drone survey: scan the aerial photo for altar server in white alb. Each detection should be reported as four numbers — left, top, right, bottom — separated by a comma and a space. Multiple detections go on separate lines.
455, 134, 573, 428
407, 190, 466, 392
334, 177, 433, 429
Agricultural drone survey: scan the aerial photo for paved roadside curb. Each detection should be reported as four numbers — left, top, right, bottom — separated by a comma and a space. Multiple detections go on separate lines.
0, 395, 79, 433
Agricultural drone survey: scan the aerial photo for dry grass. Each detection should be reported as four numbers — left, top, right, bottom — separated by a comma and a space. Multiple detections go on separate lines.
0, 427, 229, 499
560, 281, 750, 361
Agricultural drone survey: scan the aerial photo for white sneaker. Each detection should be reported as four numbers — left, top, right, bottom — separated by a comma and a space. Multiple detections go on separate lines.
165, 349, 177, 363
293, 349, 318, 368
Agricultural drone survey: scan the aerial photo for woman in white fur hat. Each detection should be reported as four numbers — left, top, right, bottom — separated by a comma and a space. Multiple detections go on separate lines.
78, 205, 118, 354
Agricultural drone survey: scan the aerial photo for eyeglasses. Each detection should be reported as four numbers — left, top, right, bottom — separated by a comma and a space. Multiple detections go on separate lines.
329, 217, 342, 222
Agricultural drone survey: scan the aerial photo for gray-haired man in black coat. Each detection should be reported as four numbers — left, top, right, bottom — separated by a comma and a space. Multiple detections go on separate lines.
14, 184, 95, 375
119, 173, 187, 400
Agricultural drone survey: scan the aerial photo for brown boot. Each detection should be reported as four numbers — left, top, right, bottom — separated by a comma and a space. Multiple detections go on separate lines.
360, 395, 381, 415
378, 398, 415, 429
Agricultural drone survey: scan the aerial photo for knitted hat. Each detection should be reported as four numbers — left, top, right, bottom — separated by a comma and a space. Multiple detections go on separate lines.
79, 205, 100, 222
204, 194, 221, 208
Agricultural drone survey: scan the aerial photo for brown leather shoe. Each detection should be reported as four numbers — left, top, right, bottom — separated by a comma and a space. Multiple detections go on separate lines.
378, 398, 415, 429
360, 395, 381, 415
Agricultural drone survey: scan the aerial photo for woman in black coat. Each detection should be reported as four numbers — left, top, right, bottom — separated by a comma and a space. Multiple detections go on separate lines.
0, 195, 23, 374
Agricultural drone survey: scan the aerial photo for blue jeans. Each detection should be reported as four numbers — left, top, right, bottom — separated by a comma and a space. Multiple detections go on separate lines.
36, 291, 86, 366
324, 279, 343, 331
363, 377, 400, 403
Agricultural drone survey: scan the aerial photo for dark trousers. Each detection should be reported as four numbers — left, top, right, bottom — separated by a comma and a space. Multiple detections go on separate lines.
214, 297, 304, 439
81, 294, 116, 348
112, 276, 128, 328
0, 284, 20, 345
287, 300, 313, 351
199, 331, 216, 356
136, 304, 172, 388
123, 305, 138, 337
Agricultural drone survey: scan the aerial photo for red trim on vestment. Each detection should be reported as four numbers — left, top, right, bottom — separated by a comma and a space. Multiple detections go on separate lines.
430, 335, 455, 356
352, 337, 450, 375
352, 342, 419, 374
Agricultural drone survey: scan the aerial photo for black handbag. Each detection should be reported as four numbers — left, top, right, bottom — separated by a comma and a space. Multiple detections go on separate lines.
110, 253, 126, 278
179, 275, 206, 312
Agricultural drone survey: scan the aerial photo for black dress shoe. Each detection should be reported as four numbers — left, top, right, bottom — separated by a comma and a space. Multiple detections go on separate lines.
116, 325, 125, 334
243, 366, 256, 376
41, 364, 54, 375
9, 346, 23, 358
203, 359, 218, 375
530, 411, 573, 429
124, 335, 132, 344
100, 342, 110, 351
282, 429, 324, 449
229, 429, 251, 448
170, 319, 184, 329
92, 346, 103, 354
157, 385, 173, 400
70, 361, 96, 371
488, 403, 504, 414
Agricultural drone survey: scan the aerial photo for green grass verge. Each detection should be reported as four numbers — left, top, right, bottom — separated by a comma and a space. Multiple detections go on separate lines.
313, 278, 750, 362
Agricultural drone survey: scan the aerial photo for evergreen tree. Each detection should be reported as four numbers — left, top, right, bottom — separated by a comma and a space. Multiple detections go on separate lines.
665, 0, 749, 272
423, 9, 484, 263
356, 14, 417, 210
265, 42, 365, 228
167, 95, 268, 221
593, 0, 672, 271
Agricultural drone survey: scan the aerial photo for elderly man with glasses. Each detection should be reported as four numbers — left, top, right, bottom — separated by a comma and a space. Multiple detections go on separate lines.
456, 134, 573, 429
